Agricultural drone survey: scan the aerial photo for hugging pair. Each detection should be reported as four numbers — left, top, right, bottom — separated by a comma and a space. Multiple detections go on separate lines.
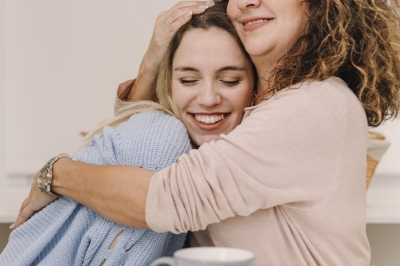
4, 0, 400, 265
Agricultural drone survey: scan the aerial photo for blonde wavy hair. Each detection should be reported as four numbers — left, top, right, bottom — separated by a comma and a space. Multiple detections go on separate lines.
83, 1, 253, 145
225, 0, 400, 127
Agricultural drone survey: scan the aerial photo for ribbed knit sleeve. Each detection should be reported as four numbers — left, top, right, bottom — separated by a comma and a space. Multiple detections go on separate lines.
0, 111, 191, 266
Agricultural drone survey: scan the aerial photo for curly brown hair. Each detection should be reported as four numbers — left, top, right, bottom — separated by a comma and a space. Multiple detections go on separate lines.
261, 0, 400, 127
221, 0, 400, 126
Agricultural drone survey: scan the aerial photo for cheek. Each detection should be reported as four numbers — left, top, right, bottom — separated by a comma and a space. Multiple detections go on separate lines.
226, 0, 240, 21
287, 5, 309, 32
229, 87, 254, 112
170, 82, 184, 113
238, 89, 253, 109
238, 74, 255, 107
170, 80, 179, 99
226, 1, 234, 16
171, 82, 195, 114
171, 80, 184, 102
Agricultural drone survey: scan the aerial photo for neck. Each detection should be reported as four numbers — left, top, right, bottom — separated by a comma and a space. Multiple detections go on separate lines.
252, 57, 276, 105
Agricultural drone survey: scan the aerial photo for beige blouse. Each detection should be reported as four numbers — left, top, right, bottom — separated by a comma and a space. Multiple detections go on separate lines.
118, 77, 371, 266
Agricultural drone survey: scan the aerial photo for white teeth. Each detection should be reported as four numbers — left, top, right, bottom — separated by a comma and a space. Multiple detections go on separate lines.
195, 114, 225, 124
244, 19, 267, 26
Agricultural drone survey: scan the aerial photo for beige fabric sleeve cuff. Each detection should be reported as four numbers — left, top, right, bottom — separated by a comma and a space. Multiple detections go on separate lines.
114, 79, 136, 116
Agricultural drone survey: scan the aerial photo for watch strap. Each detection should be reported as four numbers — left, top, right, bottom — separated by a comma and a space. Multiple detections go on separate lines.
38, 155, 71, 197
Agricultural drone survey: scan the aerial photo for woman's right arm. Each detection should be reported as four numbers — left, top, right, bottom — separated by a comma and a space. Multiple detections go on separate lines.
120, 1, 215, 102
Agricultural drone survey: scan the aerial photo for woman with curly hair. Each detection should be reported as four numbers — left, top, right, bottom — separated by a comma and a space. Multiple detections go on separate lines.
13, 0, 400, 265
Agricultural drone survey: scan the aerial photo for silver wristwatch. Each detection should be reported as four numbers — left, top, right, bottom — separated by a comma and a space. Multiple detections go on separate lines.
38, 155, 71, 197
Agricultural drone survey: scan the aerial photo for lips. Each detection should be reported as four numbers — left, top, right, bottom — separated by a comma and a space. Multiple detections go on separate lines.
189, 113, 230, 131
241, 17, 272, 31
195, 114, 225, 124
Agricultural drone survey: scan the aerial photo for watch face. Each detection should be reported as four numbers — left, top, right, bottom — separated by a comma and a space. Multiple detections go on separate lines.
38, 168, 49, 186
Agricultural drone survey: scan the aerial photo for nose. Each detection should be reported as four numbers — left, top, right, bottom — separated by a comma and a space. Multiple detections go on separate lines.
236, 0, 261, 10
197, 83, 221, 108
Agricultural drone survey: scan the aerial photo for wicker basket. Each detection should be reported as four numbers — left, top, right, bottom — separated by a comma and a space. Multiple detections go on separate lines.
366, 132, 388, 189
366, 155, 379, 189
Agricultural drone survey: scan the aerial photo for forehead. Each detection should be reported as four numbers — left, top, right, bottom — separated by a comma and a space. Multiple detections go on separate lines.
173, 28, 249, 67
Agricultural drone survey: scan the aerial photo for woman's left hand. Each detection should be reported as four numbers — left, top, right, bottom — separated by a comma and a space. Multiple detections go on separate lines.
127, 1, 214, 101
10, 171, 59, 229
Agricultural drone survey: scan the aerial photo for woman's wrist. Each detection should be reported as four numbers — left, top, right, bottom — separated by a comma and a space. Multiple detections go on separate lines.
52, 160, 153, 228
127, 53, 159, 101
128, 71, 157, 101
38, 155, 71, 197
51, 156, 77, 196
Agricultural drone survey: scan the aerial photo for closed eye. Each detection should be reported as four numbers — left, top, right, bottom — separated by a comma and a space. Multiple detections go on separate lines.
180, 79, 198, 85
221, 80, 241, 86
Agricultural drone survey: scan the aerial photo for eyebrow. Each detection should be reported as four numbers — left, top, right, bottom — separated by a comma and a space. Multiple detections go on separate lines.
174, 66, 247, 72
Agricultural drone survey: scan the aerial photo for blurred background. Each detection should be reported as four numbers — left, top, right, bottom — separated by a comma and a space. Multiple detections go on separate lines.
0, 0, 399, 265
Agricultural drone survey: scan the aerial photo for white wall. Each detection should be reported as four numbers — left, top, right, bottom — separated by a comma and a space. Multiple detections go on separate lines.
2, 0, 177, 182
1, 0, 399, 183
0, 0, 5, 186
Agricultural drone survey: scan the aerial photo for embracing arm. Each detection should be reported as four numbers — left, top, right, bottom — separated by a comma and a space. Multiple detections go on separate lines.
11, 155, 154, 230
53, 160, 153, 229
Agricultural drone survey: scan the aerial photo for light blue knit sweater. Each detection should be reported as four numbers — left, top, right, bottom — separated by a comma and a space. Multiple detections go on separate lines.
0, 111, 192, 266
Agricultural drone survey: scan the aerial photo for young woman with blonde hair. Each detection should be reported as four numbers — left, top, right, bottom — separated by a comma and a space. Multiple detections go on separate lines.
13, 0, 400, 265
1, 2, 256, 265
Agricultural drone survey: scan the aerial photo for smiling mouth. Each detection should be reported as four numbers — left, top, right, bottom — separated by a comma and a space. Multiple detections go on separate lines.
243, 19, 268, 26
194, 114, 226, 124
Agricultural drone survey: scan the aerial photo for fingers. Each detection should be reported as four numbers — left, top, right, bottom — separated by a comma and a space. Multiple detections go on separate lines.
11, 179, 36, 229
132, 1, 216, 99
159, 1, 215, 32
11, 193, 57, 229
10, 170, 60, 230
11, 197, 32, 229
149, 1, 215, 56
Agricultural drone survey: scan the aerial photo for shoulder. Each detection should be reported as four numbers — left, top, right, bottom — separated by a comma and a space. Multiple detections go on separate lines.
301, 77, 366, 122
124, 110, 184, 128
255, 77, 365, 119
117, 110, 189, 141
73, 111, 191, 168
107, 111, 192, 170
298, 77, 361, 108
243, 77, 367, 140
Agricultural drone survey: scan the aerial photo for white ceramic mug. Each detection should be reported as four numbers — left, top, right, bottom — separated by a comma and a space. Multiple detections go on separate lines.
150, 247, 255, 266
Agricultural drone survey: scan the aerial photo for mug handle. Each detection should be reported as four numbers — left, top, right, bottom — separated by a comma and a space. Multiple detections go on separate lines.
150, 257, 175, 266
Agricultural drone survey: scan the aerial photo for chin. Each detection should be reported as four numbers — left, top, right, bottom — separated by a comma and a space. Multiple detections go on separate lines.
243, 40, 270, 57
194, 135, 220, 147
